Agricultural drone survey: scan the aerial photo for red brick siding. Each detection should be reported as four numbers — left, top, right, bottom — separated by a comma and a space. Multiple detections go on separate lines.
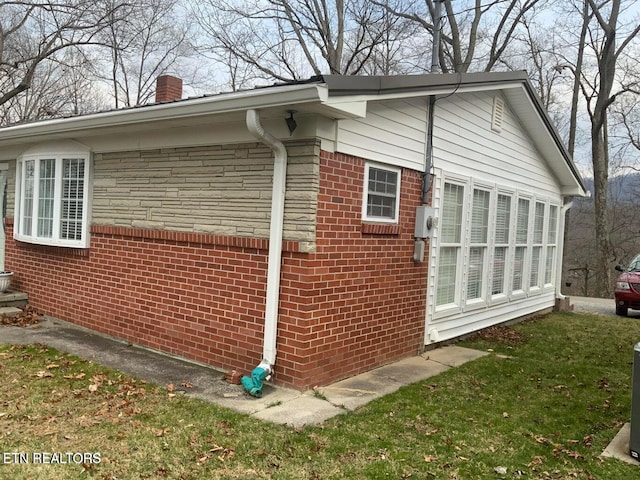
276, 151, 428, 388
5, 223, 286, 375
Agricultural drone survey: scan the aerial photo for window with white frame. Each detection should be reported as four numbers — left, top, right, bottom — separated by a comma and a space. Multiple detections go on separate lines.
492, 193, 512, 296
545, 205, 559, 285
467, 188, 490, 301
15, 150, 90, 248
363, 163, 401, 222
512, 198, 530, 292
530, 202, 545, 289
436, 182, 465, 307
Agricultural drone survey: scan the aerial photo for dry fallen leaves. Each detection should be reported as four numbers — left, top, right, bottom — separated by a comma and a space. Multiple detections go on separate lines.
0, 306, 43, 326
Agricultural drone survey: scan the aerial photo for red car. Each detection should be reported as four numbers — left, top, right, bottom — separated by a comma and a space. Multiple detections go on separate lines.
614, 254, 640, 316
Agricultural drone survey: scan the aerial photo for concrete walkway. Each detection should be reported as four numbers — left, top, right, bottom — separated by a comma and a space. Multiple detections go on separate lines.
1, 317, 487, 427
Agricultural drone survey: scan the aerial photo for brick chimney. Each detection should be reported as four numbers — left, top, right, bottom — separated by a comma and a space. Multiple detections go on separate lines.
155, 75, 183, 103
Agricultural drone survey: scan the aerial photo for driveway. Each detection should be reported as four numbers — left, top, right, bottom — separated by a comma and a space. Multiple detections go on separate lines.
571, 295, 640, 318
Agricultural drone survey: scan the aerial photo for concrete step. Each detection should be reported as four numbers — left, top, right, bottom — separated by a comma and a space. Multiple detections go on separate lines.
0, 306, 22, 317
0, 291, 28, 308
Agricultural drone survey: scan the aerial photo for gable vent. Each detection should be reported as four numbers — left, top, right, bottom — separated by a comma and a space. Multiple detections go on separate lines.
491, 96, 504, 133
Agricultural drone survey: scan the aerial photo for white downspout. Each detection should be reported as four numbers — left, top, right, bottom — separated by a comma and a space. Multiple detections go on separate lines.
246, 109, 287, 368
556, 198, 574, 300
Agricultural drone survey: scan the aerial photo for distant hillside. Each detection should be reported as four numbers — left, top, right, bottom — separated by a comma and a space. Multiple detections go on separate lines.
579, 173, 640, 204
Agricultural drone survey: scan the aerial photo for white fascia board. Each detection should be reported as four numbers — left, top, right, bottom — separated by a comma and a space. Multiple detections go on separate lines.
0, 84, 333, 144
334, 82, 524, 104
322, 99, 368, 118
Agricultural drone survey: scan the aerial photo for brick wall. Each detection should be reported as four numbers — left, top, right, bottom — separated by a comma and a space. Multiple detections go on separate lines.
5, 223, 306, 377
275, 150, 429, 388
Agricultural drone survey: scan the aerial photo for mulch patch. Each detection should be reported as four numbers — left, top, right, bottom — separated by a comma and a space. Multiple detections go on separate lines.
0, 305, 43, 327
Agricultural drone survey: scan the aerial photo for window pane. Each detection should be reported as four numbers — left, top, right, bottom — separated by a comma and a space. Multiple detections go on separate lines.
495, 194, 511, 244
545, 246, 555, 284
60, 158, 85, 241
441, 183, 464, 243
470, 189, 489, 244
436, 247, 458, 305
533, 202, 545, 244
367, 194, 395, 219
516, 199, 529, 243
22, 160, 35, 236
37, 159, 55, 238
513, 246, 525, 290
467, 246, 484, 300
493, 246, 507, 295
367, 167, 398, 219
530, 246, 541, 287
548, 205, 558, 244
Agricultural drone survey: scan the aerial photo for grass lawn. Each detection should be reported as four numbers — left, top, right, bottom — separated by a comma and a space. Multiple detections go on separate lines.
1, 311, 639, 479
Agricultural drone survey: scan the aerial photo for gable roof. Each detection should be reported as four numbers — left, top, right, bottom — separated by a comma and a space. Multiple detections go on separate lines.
0, 71, 585, 196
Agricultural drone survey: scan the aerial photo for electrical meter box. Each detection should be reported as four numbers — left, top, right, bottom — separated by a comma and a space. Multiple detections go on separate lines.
415, 206, 437, 238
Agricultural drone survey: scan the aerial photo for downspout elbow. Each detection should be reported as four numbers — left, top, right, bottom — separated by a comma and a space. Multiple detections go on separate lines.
246, 109, 287, 160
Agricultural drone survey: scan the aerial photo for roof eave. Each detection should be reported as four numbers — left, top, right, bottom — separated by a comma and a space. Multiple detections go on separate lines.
0, 83, 333, 144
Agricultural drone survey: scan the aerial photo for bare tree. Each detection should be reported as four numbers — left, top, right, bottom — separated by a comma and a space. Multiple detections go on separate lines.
100, 0, 194, 107
0, 0, 125, 116
190, 0, 399, 88
358, 3, 429, 75
371, 0, 546, 73
0, 48, 107, 124
610, 44, 640, 168
582, 0, 639, 295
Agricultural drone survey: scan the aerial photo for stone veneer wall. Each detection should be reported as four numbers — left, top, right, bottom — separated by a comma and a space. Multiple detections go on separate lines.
6, 139, 320, 251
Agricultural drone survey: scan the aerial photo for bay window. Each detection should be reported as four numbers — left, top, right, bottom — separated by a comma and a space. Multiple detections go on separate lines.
15, 149, 90, 248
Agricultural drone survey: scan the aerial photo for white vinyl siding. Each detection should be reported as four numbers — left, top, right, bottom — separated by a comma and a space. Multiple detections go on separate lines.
432, 91, 560, 198
337, 99, 428, 172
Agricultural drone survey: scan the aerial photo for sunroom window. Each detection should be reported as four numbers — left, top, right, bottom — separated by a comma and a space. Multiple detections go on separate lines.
15, 147, 90, 248
467, 188, 490, 301
512, 198, 530, 292
492, 194, 511, 296
436, 182, 465, 307
545, 205, 559, 285
530, 202, 546, 289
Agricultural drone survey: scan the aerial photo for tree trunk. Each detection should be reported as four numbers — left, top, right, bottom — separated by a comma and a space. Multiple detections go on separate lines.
591, 125, 613, 296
